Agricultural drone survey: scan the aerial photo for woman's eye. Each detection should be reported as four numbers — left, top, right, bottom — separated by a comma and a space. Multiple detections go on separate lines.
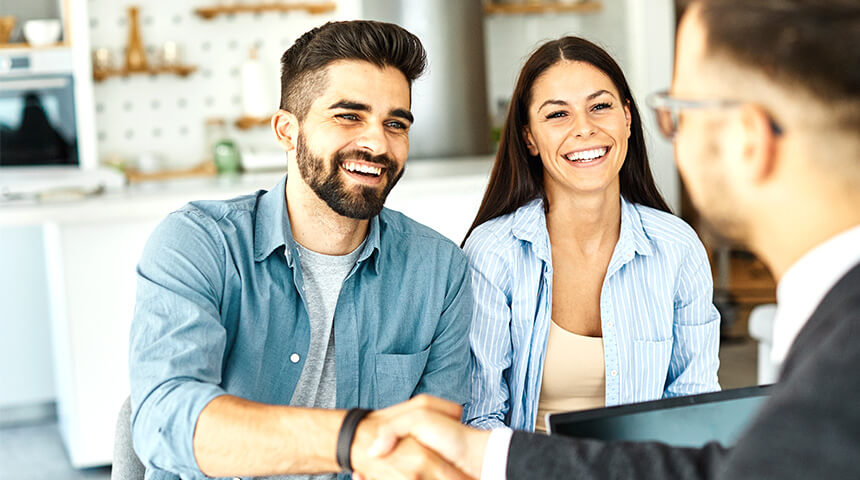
336, 113, 359, 121
591, 102, 612, 112
546, 111, 567, 119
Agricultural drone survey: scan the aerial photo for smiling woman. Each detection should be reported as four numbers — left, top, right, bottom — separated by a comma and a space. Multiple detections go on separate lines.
461, 36, 721, 433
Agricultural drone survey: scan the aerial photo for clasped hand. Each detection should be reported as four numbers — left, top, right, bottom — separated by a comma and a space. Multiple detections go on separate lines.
350, 395, 490, 480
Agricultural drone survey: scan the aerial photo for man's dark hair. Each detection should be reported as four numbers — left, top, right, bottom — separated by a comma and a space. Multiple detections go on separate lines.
698, 0, 860, 129
279, 20, 427, 120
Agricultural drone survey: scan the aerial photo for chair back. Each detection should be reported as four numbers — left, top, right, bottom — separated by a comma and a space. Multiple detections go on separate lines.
111, 397, 146, 480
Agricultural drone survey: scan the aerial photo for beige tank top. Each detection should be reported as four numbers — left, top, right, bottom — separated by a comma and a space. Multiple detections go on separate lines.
534, 319, 606, 433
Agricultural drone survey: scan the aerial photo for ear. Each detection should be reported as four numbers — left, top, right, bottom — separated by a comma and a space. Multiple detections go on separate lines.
624, 100, 632, 138
272, 109, 299, 152
740, 104, 779, 183
522, 127, 539, 156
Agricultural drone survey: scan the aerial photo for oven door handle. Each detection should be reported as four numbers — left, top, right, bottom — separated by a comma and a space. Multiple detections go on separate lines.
0, 77, 70, 91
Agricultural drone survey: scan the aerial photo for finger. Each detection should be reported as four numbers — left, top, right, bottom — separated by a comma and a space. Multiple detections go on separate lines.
375, 395, 462, 422
410, 394, 463, 420
420, 443, 473, 480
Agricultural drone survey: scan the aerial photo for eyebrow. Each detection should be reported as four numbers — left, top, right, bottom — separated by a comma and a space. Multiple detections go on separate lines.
329, 100, 370, 112
329, 100, 413, 124
587, 89, 616, 101
537, 89, 618, 111
391, 108, 414, 124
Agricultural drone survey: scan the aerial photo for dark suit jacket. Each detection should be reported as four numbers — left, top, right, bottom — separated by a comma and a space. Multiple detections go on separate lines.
507, 263, 860, 479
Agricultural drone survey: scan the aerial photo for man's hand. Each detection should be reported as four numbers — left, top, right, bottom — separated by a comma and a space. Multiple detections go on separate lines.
350, 395, 473, 480
355, 395, 491, 479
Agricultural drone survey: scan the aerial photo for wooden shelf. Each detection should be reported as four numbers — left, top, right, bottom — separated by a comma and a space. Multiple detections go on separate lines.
0, 42, 70, 50
235, 115, 272, 130
93, 64, 197, 83
194, 2, 337, 20
124, 161, 217, 184
483, 1, 602, 15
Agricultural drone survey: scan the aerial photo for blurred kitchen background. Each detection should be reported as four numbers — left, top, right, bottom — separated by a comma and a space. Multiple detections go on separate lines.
0, 0, 773, 478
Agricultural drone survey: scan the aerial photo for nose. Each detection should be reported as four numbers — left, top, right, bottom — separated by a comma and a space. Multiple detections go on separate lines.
572, 113, 597, 138
355, 122, 389, 157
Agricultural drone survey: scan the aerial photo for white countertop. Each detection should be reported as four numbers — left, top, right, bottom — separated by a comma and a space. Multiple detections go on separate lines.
0, 156, 494, 227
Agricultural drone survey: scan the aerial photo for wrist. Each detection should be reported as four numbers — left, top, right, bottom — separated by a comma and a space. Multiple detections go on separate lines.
349, 414, 382, 472
463, 428, 492, 478
336, 408, 374, 472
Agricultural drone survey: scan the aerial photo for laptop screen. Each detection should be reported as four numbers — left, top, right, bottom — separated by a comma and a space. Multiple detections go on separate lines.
548, 385, 773, 448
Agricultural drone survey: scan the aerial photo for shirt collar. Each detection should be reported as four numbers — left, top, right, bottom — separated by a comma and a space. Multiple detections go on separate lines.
619, 195, 655, 258
253, 175, 382, 269
511, 198, 551, 263
509, 195, 654, 266
772, 224, 860, 365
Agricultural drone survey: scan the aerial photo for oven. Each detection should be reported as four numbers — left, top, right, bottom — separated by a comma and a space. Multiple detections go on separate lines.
0, 49, 78, 168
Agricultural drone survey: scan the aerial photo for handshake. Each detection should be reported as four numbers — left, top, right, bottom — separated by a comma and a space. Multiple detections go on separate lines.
347, 395, 492, 480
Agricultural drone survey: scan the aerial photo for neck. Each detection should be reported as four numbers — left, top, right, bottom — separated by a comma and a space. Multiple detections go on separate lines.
747, 147, 860, 280
285, 173, 368, 256
751, 196, 860, 282
544, 182, 622, 255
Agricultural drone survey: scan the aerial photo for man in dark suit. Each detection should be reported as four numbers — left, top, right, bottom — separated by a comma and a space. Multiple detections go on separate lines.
350, 0, 860, 478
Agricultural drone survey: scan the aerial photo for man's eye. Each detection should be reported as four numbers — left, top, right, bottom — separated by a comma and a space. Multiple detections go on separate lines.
336, 113, 359, 121
546, 111, 567, 119
386, 121, 408, 130
591, 102, 612, 111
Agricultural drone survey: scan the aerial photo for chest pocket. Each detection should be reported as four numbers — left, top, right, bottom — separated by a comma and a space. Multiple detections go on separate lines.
630, 338, 672, 402
374, 347, 431, 407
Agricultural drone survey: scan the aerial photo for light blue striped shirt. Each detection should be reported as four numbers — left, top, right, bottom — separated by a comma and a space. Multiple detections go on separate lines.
463, 196, 720, 431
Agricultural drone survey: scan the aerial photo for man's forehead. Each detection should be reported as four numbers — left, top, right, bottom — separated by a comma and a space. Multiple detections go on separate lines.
312, 60, 411, 111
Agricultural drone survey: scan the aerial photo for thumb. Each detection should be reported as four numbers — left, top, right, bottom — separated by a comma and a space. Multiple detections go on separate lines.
367, 427, 400, 457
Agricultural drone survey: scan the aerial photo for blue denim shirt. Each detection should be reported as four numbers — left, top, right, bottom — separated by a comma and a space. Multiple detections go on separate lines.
129, 176, 472, 479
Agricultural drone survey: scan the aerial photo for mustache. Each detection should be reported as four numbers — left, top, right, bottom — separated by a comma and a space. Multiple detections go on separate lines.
332, 149, 398, 172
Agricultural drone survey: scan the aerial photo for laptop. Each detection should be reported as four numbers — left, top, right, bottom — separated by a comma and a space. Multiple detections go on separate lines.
547, 385, 773, 448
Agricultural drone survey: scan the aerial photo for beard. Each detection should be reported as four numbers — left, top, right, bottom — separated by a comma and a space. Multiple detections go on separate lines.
295, 131, 404, 220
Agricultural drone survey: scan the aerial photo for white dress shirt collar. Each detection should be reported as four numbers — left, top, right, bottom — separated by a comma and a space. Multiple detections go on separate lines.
772, 224, 860, 365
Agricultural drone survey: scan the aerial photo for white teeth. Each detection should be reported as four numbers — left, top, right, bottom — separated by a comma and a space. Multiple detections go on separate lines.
342, 161, 382, 176
566, 147, 607, 162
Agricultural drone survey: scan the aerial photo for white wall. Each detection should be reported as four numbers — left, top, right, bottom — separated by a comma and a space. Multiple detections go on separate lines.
87, 0, 360, 170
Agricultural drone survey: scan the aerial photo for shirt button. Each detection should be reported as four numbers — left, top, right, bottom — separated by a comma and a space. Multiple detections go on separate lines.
290, 353, 300, 363
607, 321, 614, 328
610, 370, 618, 376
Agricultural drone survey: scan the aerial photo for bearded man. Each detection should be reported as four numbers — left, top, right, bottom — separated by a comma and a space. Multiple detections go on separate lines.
128, 20, 471, 480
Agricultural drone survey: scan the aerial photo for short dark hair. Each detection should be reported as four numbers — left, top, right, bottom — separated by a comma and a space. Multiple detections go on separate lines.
279, 20, 427, 120
698, 0, 860, 129
462, 36, 670, 246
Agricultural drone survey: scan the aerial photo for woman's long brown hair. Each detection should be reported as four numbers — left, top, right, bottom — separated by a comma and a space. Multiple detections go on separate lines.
461, 36, 670, 247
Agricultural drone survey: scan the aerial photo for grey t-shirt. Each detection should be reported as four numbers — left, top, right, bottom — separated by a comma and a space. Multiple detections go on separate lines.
270, 240, 362, 480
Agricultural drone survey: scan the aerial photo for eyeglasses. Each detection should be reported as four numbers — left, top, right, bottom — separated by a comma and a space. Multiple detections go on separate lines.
645, 90, 783, 140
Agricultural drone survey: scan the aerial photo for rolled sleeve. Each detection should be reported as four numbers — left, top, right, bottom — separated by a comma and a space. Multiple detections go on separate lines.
129, 208, 230, 477
665, 239, 721, 397
414, 248, 473, 405
463, 233, 513, 429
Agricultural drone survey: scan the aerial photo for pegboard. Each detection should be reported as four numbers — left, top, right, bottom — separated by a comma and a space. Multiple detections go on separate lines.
88, 0, 360, 170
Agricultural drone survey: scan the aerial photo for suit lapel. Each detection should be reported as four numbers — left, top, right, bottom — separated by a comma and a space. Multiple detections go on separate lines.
780, 262, 860, 377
